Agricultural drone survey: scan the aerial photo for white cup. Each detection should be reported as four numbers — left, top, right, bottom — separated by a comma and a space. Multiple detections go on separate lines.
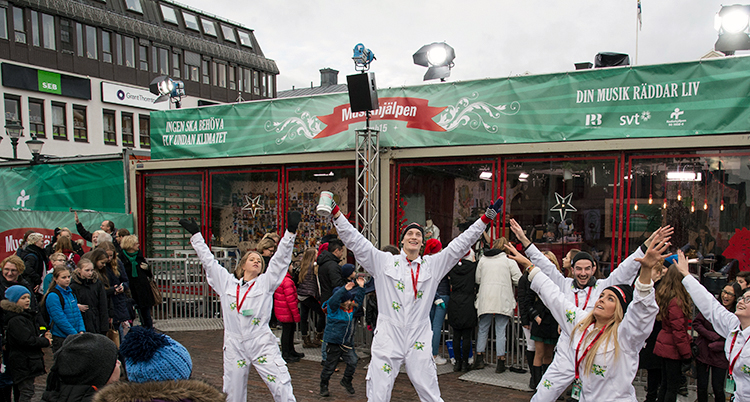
317, 191, 335, 216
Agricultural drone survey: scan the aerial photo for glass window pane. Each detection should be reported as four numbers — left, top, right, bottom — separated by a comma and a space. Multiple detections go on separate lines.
60, 19, 73, 52
13, 8, 25, 44
4, 96, 20, 124
124, 36, 135, 67
102, 31, 111, 63
103, 110, 116, 145
182, 13, 199, 31
28, 100, 45, 138
52, 103, 66, 140
158, 47, 168, 75
42, 13, 54, 50
202, 60, 209, 84
76, 23, 83, 56
160, 5, 178, 25
139, 115, 150, 148
145, 175, 203, 258
122, 113, 133, 146
220, 25, 235, 42
85, 25, 97, 59
124, 0, 143, 13
30, 11, 39, 46
139, 44, 148, 70
73, 106, 87, 142
115, 33, 122, 64
172, 52, 180, 78
201, 19, 217, 36
238, 31, 252, 48
0, 8, 8, 40
218, 63, 226, 88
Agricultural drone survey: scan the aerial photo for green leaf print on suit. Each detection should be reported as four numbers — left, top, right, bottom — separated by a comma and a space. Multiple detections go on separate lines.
396, 281, 405, 292
413, 341, 425, 351
591, 364, 606, 377
565, 309, 576, 323
257, 355, 267, 364
237, 359, 247, 368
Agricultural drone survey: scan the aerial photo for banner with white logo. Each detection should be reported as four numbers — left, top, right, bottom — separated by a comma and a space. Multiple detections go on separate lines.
102, 82, 169, 111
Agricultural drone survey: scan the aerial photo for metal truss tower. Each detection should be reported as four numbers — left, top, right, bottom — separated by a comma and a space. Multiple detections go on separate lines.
355, 116, 380, 248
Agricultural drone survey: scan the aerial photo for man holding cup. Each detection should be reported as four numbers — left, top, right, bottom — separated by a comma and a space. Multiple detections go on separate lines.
316, 191, 503, 402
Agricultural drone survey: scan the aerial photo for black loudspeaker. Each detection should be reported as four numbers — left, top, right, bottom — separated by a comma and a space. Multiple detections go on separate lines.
347, 73, 378, 112
595, 52, 630, 68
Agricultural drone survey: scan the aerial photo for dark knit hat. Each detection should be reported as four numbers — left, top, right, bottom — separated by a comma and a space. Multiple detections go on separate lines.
341, 264, 355, 279
120, 327, 192, 383
4, 285, 29, 303
423, 239, 442, 255
572, 251, 595, 267
604, 284, 634, 313
400, 223, 425, 242
55, 333, 119, 387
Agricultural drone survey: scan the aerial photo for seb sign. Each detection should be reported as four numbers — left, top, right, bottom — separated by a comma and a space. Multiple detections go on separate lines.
38, 70, 62, 95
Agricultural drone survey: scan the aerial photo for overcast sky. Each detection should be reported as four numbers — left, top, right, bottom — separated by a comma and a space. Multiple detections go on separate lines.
178, 0, 732, 91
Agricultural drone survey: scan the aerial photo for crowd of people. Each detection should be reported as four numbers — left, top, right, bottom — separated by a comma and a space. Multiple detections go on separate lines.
1, 198, 747, 402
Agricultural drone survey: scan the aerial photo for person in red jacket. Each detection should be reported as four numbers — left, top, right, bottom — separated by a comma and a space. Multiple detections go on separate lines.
274, 265, 303, 363
653, 262, 693, 402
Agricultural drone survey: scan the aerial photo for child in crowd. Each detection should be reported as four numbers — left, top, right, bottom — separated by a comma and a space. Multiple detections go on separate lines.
736, 271, 750, 289
44, 252, 68, 293
274, 262, 303, 363
43, 266, 85, 352
70, 258, 109, 335
319, 277, 365, 397
2, 285, 52, 402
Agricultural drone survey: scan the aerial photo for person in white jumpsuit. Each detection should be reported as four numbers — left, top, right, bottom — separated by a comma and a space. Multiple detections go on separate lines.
508, 219, 673, 401
319, 194, 503, 402
179, 214, 299, 402
677, 250, 750, 402
506, 239, 666, 401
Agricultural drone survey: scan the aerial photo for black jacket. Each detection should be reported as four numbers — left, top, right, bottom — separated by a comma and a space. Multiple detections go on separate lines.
118, 250, 154, 309
70, 272, 109, 334
0, 277, 45, 329
1, 299, 50, 383
41, 384, 98, 402
517, 272, 533, 326
447, 259, 478, 330
317, 250, 344, 303
103, 262, 131, 324
19, 244, 48, 290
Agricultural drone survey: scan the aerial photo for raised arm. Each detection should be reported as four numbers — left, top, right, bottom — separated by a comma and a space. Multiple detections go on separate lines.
509, 219, 567, 289
181, 218, 233, 291
331, 213, 385, 277
264, 211, 300, 290
528, 267, 582, 336
606, 226, 673, 287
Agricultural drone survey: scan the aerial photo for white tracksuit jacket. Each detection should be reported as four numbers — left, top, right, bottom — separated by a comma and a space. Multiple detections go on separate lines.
527, 244, 645, 402
684, 274, 750, 402
530, 267, 657, 402
191, 231, 296, 402
332, 213, 487, 402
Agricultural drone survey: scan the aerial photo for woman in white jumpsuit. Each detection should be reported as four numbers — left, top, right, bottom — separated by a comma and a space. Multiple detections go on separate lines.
506, 239, 667, 402
676, 250, 750, 402
179, 214, 299, 402
320, 194, 503, 402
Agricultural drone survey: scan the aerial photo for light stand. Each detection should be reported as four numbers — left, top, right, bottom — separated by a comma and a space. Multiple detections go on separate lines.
5, 121, 22, 160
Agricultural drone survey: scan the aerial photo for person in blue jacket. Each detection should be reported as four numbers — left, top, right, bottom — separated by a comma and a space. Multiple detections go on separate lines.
319, 276, 365, 397
44, 266, 85, 352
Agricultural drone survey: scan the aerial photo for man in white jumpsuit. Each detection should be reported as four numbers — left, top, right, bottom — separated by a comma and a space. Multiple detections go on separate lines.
320, 194, 503, 402
180, 214, 299, 402
509, 219, 672, 401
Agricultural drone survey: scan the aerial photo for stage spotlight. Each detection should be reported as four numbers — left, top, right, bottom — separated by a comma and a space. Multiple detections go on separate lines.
352, 43, 376, 72
413, 42, 455, 81
149, 76, 186, 107
714, 5, 750, 54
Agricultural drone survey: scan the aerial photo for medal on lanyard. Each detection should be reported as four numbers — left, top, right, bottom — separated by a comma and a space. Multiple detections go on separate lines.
410, 262, 420, 301
236, 282, 255, 316
726, 375, 736, 394
571, 323, 607, 401
726, 331, 745, 394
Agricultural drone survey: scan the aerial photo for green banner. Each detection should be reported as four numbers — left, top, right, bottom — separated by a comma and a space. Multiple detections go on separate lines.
0, 160, 126, 213
37, 70, 61, 95
151, 56, 750, 160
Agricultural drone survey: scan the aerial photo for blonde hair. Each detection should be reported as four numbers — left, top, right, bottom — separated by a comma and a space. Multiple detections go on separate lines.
297, 248, 318, 285
1, 255, 25, 274
27, 232, 44, 246
257, 238, 276, 253
492, 237, 509, 251
96, 241, 121, 276
236, 251, 265, 279
49, 252, 66, 264
119, 235, 139, 251
570, 299, 624, 377
542, 251, 562, 273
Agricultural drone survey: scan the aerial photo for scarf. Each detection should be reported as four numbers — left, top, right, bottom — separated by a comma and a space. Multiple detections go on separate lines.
123, 250, 139, 278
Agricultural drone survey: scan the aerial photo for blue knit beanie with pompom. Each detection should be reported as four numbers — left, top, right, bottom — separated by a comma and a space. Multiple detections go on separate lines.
119, 326, 192, 383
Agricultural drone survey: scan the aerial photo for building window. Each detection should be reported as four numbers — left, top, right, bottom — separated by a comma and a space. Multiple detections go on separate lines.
124, 36, 135, 67
201, 19, 216, 36
211, 61, 217, 86
139, 44, 148, 70
0, 8, 8, 40
73, 105, 87, 142
253, 70, 259, 95
102, 31, 112, 63
122, 113, 134, 146
228, 66, 235, 90
217, 63, 226, 88
13, 7, 25, 44
76, 23, 83, 57
85, 25, 97, 59
60, 19, 73, 52
184, 51, 199, 82
52, 102, 66, 140
139, 115, 150, 148
160, 5, 178, 25
220, 25, 235, 43
103, 110, 116, 145
202, 60, 209, 84
4, 95, 20, 125
182, 12, 199, 31
238, 31, 252, 48
42, 13, 54, 50
243, 68, 251, 93
172, 52, 180, 78
28, 99, 45, 139
124, 0, 143, 14
158, 47, 168, 75
31, 11, 39, 46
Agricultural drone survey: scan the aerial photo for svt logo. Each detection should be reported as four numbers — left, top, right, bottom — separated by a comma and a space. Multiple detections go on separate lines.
585, 114, 602, 126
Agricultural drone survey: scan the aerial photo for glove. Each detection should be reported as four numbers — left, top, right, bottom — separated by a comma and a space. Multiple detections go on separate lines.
481, 197, 504, 224
287, 211, 302, 233
179, 218, 200, 235
367, 325, 373, 331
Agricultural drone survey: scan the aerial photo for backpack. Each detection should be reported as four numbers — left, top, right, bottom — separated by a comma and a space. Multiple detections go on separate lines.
39, 288, 64, 329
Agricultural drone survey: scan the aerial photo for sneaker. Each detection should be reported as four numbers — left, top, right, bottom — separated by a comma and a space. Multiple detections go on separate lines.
433, 355, 448, 365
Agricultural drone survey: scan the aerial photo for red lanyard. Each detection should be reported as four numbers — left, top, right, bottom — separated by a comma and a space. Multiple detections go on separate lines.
575, 287, 594, 310
729, 331, 747, 376
235, 281, 255, 314
410, 262, 420, 300
575, 323, 607, 380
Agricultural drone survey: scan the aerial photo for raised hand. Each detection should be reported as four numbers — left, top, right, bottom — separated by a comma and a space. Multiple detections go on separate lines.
179, 218, 200, 235
287, 211, 302, 233
482, 197, 504, 222
504, 244, 532, 270
356, 276, 366, 288
345, 281, 355, 291
645, 226, 674, 248
675, 250, 690, 278
509, 218, 531, 247
635, 234, 672, 284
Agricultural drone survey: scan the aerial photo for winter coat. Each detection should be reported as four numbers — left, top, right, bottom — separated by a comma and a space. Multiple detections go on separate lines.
447, 259, 478, 330
639, 317, 663, 370
69, 272, 109, 334
0, 276, 45, 329
365, 292, 378, 330
46, 285, 86, 338
322, 285, 365, 346
20, 244, 48, 290
1, 300, 50, 383
517, 272, 533, 326
296, 264, 319, 300
693, 312, 728, 368
317, 250, 344, 303
474, 249, 522, 317
654, 298, 692, 360
92, 379, 226, 402
103, 263, 131, 324
273, 273, 300, 323
118, 250, 155, 309
44, 241, 84, 257
41, 384, 98, 402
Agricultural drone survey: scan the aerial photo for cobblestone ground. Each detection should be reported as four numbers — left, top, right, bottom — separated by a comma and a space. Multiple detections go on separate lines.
33, 329, 534, 401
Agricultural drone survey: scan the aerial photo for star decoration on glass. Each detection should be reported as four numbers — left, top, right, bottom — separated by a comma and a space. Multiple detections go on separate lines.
550, 192, 577, 221
242, 194, 265, 217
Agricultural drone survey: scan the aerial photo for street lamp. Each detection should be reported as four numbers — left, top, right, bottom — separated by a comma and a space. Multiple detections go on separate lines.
5, 121, 23, 160
26, 135, 44, 163
413, 42, 455, 81
149, 76, 185, 108
715, 5, 750, 54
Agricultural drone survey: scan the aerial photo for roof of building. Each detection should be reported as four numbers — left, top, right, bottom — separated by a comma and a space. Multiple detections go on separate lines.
277, 84, 348, 98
